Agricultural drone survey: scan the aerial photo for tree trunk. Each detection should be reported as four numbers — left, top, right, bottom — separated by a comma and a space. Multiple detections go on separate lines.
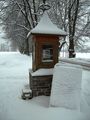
69, 35, 76, 58
68, 0, 79, 58
24, 38, 30, 55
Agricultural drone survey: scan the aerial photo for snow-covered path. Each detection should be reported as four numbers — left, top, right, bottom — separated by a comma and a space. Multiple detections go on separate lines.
0, 52, 31, 120
0, 52, 90, 120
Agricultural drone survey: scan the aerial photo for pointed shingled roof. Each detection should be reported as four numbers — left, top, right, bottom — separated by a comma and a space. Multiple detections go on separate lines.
31, 12, 67, 36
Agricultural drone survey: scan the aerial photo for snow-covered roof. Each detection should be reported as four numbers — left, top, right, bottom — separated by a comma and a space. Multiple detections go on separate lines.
30, 12, 67, 36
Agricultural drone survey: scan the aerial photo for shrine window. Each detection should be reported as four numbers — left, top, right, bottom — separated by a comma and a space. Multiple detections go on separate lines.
42, 44, 53, 62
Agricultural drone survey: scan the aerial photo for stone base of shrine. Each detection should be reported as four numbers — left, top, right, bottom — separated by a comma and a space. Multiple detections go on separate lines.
29, 69, 53, 97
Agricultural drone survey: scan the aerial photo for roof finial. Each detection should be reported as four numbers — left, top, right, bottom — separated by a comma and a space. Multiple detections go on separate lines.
43, 0, 46, 4
39, 0, 51, 13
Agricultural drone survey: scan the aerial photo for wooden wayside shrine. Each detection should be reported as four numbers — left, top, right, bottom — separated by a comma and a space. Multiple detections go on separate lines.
29, 12, 67, 97
32, 35, 59, 71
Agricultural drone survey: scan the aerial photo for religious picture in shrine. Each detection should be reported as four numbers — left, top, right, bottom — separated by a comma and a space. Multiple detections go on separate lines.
42, 44, 53, 62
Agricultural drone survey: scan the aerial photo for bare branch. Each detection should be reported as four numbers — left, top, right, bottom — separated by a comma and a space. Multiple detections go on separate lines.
16, 24, 29, 31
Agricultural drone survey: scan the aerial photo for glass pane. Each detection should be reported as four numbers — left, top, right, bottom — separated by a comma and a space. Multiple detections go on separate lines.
42, 44, 53, 62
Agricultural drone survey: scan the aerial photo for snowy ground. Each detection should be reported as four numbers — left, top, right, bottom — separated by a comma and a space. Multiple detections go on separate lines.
0, 52, 90, 120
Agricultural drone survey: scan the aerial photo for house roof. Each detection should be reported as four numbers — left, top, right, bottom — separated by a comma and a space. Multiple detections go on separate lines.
30, 12, 67, 36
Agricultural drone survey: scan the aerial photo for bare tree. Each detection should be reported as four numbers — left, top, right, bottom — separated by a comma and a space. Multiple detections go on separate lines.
0, 0, 40, 55
48, 0, 90, 57
0, 0, 90, 57
68, 0, 79, 57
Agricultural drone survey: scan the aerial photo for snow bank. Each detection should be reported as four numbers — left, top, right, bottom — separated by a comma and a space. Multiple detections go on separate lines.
50, 63, 82, 110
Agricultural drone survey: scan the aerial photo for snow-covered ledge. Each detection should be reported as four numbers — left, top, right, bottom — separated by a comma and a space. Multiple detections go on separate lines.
59, 58, 90, 70
30, 68, 53, 77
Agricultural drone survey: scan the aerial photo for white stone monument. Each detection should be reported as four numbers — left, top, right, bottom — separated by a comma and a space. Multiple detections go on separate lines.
50, 62, 82, 110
